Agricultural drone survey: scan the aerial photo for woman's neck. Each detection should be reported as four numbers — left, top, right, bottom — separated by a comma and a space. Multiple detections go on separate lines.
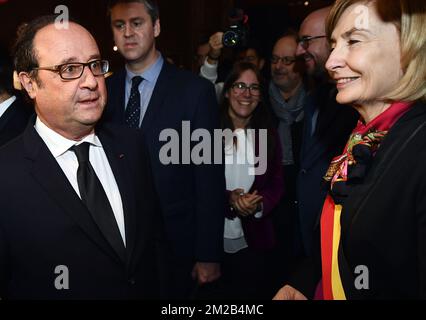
353, 101, 392, 124
231, 117, 250, 129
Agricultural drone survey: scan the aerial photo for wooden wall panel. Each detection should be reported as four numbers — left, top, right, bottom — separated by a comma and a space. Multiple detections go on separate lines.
0, 0, 333, 71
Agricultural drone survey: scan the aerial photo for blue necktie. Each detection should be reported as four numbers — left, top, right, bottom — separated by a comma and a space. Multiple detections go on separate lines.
125, 76, 143, 128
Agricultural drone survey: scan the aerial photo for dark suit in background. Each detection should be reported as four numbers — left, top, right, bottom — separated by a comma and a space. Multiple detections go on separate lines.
0, 95, 33, 147
105, 62, 226, 298
297, 84, 358, 256
276, 84, 358, 279
0, 45, 33, 147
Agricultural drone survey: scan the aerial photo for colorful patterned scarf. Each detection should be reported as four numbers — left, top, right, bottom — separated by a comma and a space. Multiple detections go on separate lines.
319, 101, 413, 300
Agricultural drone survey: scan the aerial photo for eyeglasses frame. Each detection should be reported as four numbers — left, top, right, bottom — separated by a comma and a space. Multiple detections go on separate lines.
32, 59, 109, 80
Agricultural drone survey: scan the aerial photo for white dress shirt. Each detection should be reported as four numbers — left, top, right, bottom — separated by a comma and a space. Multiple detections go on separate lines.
223, 129, 257, 253
0, 96, 16, 118
34, 118, 126, 245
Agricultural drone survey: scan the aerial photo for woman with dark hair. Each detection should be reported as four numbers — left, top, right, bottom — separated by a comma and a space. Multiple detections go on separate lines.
217, 62, 283, 299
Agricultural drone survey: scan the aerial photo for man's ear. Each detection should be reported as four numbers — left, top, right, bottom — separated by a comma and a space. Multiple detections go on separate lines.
18, 72, 37, 99
154, 19, 161, 38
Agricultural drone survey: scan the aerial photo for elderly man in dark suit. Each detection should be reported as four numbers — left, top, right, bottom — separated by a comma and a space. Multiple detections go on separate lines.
104, 0, 225, 298
0, 46, 33, 147
0, 15, 164, 299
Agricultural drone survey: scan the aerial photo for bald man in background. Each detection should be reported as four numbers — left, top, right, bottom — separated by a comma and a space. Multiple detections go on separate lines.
275, 7, 358, 281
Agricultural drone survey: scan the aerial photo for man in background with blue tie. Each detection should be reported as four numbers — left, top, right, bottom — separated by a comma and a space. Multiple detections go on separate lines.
104, 0, 225, 298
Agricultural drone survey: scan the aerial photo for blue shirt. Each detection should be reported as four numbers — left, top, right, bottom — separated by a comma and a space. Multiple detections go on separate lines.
125, 53, 164, 127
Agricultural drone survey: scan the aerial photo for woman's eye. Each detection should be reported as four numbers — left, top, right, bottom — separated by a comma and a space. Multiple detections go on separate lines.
348, 39, 360, 46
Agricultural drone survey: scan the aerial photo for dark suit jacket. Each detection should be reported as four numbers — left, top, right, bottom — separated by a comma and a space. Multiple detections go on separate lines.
0, 120, 164, 299
104, 62, 225, 263
275, 84, 358, 260
0, 95, 33, 147
295, 84, 358, 257
290, 101, 426, 299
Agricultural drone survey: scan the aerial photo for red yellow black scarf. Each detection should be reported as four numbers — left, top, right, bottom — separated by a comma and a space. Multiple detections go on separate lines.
320, 101, 413, 300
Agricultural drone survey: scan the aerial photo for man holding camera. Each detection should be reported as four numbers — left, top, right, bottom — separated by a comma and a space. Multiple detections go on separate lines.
200, 31, 266, 101
104, 0, 225, 299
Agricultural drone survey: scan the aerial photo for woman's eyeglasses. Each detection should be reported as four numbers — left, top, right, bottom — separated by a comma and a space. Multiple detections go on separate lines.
231, 82, 261, 96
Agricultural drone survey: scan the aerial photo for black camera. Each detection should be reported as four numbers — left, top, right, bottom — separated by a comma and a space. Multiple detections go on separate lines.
222, 8, 249, 48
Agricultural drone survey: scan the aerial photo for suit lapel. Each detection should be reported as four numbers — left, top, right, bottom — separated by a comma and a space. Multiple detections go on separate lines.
107, 69, 126, 123
97, 127, 138, 267
300, 87, 340, 168
23, 125, 124, 266
140, 63, 171, 133
0, 101, 16, 131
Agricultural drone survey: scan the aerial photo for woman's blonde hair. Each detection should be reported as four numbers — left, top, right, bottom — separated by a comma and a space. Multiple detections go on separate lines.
326, 0, 426, 102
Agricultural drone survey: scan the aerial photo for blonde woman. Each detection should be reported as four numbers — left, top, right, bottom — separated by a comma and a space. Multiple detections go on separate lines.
274, 0, 426, 300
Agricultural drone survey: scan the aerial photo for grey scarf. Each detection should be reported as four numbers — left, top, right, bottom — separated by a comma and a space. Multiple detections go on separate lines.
269, 82, 306, 165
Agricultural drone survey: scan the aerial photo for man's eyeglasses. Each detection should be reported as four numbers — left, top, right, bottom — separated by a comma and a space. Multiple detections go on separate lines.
231, 82, 261, 96
32, 59, 109, 80
271, 55, 296, 65
297, 35, 327, 50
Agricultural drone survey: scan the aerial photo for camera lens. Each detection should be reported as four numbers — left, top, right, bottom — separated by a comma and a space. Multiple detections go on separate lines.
223, 30, 239, 48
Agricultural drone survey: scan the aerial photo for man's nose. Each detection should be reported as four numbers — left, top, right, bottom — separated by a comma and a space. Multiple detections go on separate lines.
124, 24, 134, 37
80, 66, 98, 90
296, 42, 306, 57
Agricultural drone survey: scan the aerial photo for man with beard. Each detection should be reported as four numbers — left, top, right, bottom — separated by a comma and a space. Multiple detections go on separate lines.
296, 7, 333, 87
280, 6, 358, 262
271, 8, 358, 288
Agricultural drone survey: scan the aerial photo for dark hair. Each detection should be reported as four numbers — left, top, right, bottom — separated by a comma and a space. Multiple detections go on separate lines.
108, 0, 159, 24
274, 28, 299, 44
0, 46, 14, 95
13, 15, 80, 76
197, 34, 210, 47
237, 38, 265, 60
12, 15, 79, 98
220, 61, 276, 158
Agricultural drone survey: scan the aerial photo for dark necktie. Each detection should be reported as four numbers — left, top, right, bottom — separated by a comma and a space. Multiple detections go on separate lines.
125, 76, 144, 128
72, 142, 126, 262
